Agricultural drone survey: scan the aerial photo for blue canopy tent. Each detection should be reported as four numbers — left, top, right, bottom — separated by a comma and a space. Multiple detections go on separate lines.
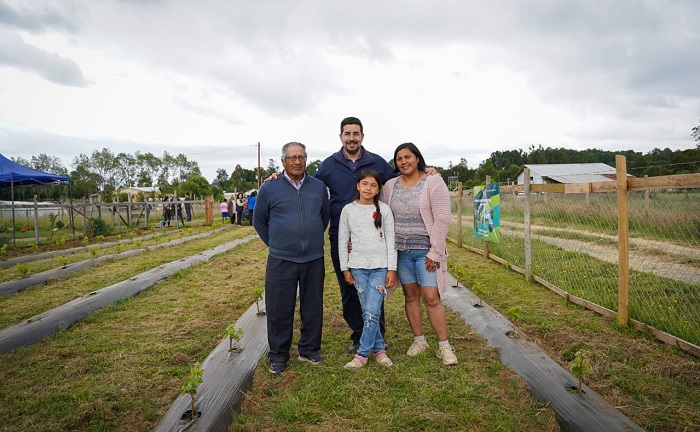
0, 153, 71, 247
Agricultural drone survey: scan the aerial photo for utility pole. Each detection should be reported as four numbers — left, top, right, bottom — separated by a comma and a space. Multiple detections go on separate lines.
257, 142, 262, 189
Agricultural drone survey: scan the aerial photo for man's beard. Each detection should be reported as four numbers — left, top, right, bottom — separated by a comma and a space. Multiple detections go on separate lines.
344, 142, 360, 154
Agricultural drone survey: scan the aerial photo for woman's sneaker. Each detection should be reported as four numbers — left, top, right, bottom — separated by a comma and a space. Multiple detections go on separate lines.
374, 352, 394, 367
437, 344, 458, 365
406, 340, 429, 356
344, 355, 367, 371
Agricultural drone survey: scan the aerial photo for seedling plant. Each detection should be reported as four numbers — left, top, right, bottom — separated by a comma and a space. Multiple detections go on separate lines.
569, 350, 594, 393
16, 263, 31, 277
253, 285, 265, 316
180, 362, 204, 419
226, 324, 244, 352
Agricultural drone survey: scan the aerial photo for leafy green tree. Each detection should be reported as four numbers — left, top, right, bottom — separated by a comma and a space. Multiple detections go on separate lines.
489, 150, 524, 171
116, 152, 138, 189
230, 164, 257, 192
262, 158, 280, 180
30, 154, 68, 175
181, 175, 213, 199
214, 168, 233, 191
135, 151, 162, 187
160, 151, 175, 185
90, 148, 119, 194
12, 156, 31, 167
306, 159, 321, 176
475, 159, 499, 183
70, 154, 101, 198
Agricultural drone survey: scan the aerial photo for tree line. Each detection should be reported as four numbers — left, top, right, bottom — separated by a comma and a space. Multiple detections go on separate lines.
3, 141, 698, 202
441, 143, 700, 189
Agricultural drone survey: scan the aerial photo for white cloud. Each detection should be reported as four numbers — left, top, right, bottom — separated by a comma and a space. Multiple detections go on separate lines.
0, 0, 698, 181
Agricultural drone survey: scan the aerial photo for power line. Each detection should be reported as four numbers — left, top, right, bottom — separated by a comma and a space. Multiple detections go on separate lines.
186, 145, 256, 156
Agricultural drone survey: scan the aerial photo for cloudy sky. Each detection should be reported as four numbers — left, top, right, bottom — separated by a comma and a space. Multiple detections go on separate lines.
1, 0, 698, 181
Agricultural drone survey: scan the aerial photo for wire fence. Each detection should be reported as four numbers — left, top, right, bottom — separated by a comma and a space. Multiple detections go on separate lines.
449, 169, 700, 355
0, 200, 208, 247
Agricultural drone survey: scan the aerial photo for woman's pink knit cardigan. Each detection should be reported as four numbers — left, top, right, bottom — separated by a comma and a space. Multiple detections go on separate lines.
380, 174, 451, 295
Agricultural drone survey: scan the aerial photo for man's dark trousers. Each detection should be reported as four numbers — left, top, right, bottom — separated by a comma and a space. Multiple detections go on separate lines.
265, 256, 325, 364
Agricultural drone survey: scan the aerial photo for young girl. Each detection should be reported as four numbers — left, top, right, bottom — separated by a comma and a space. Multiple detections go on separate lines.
220, 199, 229, 222
338, 169, 397, 370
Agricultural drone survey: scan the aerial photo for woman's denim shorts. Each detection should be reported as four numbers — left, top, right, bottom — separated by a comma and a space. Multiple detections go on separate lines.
397, 249, 438, 288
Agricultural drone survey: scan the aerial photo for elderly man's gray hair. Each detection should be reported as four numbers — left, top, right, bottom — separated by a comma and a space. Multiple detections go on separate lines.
281, 142, 307, 159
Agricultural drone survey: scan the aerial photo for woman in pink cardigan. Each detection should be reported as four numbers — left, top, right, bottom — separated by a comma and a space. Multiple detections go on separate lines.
380, 142, 458, 366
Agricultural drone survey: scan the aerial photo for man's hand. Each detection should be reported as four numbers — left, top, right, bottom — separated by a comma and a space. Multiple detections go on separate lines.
425, 166, 438, 176
343, 270, 355, 285
264, 172, 282, 182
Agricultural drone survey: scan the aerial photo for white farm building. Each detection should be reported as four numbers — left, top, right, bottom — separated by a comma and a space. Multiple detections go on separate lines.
516, 163, 618, 185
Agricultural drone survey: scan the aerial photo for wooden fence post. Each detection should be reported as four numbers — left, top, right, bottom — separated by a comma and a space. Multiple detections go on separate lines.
524, 169, 532, 283
616, 155, 630, 327
205, 196, 214, 225
483, 176, 490, 259
456, 182, 463, 247
33, 195, 40, 245
644, 174, 649, 214
82, 199, 88, 237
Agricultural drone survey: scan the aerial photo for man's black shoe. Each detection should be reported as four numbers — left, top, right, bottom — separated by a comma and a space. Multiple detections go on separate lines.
347, 341, 360, 355
269, 362, 285, 375
298, 353, 325, 364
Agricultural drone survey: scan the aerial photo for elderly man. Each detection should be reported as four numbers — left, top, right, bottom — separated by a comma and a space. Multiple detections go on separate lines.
253, 142, 330, 375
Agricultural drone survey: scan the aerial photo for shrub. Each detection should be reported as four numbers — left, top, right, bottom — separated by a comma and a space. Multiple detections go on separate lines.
88, 217, 112, 237
17, 263, 31, 277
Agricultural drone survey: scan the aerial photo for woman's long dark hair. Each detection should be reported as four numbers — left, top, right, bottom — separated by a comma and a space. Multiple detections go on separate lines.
355, 169, 383, 229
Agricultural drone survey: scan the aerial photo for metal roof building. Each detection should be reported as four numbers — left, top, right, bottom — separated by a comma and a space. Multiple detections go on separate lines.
516, 163, 618, 185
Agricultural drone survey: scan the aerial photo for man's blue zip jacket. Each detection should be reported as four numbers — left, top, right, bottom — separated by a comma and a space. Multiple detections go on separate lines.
253, 173, 330, 263
314, 147, 396, 236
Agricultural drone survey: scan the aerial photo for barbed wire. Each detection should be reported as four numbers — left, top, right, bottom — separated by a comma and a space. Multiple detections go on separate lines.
628, 160, 700, 171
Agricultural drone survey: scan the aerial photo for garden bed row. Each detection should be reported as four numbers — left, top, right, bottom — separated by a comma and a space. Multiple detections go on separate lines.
0, 235, 257, 354
0, 226, 231, 295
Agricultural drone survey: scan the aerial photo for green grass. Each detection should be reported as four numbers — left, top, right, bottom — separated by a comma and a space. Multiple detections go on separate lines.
451, 223, 700, 347
232, 256, 557, 431
1, 227, 698, 431
0, 227, 264, 432
0, 227, 250, 328
446, 244, 700, 431
0, 224, 217, 283
491, 192, 700, 243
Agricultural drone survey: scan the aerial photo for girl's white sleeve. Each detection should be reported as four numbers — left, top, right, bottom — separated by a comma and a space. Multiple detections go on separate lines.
382, 202, 397, 271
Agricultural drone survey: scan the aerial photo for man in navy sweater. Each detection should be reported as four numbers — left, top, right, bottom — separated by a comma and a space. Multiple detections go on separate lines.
253, 142, 330, 375
314, 117, 396, 354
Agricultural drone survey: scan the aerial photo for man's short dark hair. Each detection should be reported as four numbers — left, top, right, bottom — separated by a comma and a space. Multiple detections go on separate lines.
340, 117, 363, 134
